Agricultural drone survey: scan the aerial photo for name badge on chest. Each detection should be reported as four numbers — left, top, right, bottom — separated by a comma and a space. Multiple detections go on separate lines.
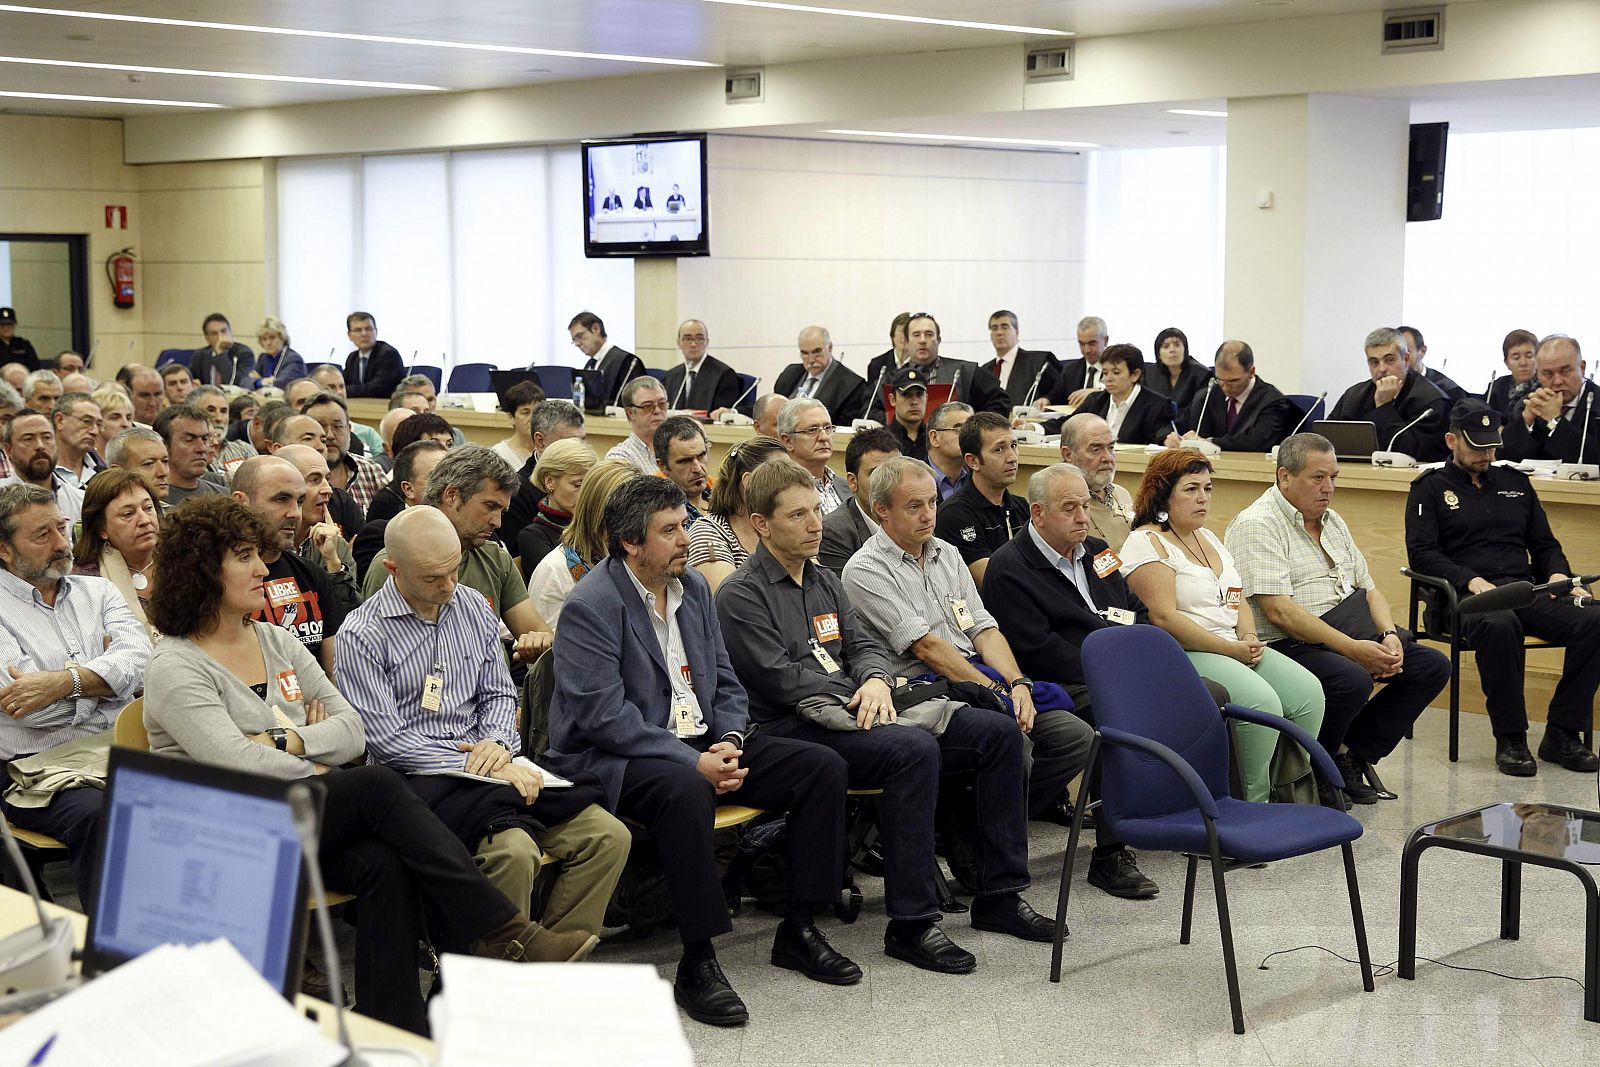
421, 664, 445, 712
950, 597, 976, 630
1103, 607, 1135, 626
672, 698, 699, 738
809, 639, 840, 674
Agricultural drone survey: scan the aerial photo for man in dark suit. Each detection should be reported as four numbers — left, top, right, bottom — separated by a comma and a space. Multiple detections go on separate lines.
601, 189, 623, 211
1045, 315, 1111, 407
773, 326, 869, 420
1399, 325, 1467, 402
1501, 334, 1600, 466
547, 477, 857, 1027
661, 319, 748, 416
864, 311, 912, 403
191, 312, 257, 388
1073, 344, 1178, 446
1329, 326, 1450, 462
982, 310, 1058, 407
1165, 340, 1296, 452
343, 311, 405, 399
566, 310, 639, 407
819, 427, 899, 577
868, 313, 1008, 420
982, 462, 1160, 899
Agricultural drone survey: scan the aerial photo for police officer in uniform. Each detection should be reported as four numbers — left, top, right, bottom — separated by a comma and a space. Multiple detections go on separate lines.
1404, 399, 1600, 777
0, 309, 39, 371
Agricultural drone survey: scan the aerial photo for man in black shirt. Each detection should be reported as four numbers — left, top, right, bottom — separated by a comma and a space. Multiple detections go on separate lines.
0, 308, 39, 371
1405, 399, 1600, 776
884, 366, 930, 463
231, 455, 347, 672
934, 412, 1028, 590
1328, 326, 1450, 462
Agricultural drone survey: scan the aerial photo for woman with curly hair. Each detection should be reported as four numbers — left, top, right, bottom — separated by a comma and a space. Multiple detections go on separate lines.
142, 496, 596, 1035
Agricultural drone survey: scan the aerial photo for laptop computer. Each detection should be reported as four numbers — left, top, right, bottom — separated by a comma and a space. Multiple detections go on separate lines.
82, 749, 317, 1000
490, 368, 607, 414
1311, 420, 1380, 461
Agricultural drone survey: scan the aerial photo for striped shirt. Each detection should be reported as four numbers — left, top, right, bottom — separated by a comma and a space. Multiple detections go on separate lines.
337, 451, 388, 513
1223, 485, 1374, 643
333, 576, 519, 773
605, 434, 657, 476
842, 527, 997, 677
0, 568, 152, 759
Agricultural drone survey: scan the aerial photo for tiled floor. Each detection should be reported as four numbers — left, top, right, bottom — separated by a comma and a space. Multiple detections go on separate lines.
594, 708, 1600, 1066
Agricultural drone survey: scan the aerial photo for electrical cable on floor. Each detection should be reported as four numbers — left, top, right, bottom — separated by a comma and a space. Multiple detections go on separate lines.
1256, 944, 1583, 989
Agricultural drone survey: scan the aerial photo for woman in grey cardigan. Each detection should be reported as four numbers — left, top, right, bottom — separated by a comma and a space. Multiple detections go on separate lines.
142, 496, 597, 1036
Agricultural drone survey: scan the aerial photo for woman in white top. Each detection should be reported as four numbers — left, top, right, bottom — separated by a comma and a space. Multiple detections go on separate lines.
1121, 450, 1324, 803
527, 459, 637, 630
490, 379, 543, 471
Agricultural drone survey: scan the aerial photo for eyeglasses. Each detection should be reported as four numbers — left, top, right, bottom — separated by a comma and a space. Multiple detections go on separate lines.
679, 334, 707, 344
627, 401, 669, 414
789, 425, 834, 438
68, 414, 103, 429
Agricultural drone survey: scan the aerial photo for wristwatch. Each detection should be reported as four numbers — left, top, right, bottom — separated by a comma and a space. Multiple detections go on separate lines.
1007, 677, 1033, 692
65, 665, 83, 700
1380, 629, 1399, 639
267, 728, 289, 751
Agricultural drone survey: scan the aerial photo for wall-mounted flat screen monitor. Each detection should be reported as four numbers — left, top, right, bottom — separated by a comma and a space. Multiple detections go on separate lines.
582, 134, 709, 258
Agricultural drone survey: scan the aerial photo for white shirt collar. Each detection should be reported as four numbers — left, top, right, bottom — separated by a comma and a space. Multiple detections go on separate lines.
1110, 383, 1142, 412
1027, 522, 1086, 570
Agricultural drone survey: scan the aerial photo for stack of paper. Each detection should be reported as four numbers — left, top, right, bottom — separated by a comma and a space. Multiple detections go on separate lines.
0, 940, 346, 1067
431, 956, 693, 1067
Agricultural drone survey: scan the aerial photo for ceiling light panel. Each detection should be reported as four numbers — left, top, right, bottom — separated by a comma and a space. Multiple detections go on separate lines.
0, 88, 222, 107
1166, 108, 1228, 118
0, 54, 444, 90
826, 128, 1100, 148
695, 0, 1071, 35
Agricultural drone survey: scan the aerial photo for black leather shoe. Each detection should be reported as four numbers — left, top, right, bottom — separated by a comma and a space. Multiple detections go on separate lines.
970, 897, 1059, 942
1318, 779, 1351, 811
1333, 752, 1378, 804
1495, 738, 1538, 777
1032, 793, 1091, 829
771, 923, 862, 985
884, 922, 977, 974
1086, 849, 1160, 899
674, 956, 749, 1027
1538, 728, 1600, 773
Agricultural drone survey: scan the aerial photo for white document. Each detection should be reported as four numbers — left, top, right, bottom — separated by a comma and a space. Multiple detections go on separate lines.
0, 939, 346, 1067
414, 755, 575, 789
432, 956, 692, 1067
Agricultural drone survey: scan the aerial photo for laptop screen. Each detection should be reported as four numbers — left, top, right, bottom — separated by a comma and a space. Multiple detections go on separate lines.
85, 750, 312, 999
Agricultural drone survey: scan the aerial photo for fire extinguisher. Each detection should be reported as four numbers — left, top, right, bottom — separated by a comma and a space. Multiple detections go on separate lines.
106, 247, 136, 309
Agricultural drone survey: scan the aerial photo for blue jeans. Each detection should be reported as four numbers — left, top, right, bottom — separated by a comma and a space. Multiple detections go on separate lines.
765, 704, 1030, 922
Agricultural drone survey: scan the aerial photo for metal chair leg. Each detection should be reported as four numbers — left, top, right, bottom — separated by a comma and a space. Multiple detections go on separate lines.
1051, 735, 1098, 983
1500, 859, 1522, 940
1180, 854, 1199, 945
1341, 842, 1374, 992
1207, 830, 1245, 1035
1447, 633, 1462, 763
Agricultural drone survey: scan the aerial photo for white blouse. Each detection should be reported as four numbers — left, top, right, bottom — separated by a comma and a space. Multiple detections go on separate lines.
1120, 526, 1243, 639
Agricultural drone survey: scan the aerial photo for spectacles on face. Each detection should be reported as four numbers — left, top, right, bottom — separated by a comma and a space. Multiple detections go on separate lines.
790, 425, 833, 438
67, 413, 102, 429
628, 400, 669, 414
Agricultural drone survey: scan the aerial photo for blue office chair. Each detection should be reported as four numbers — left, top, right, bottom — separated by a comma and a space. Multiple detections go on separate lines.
734, 372, 758, 411
155, 348, 192, 369
409, 365, 443, 391
447, 362, 494, 393
1050, 625, 1372, 1034
1285, 393, 1326, 427
646, 368, 668, 383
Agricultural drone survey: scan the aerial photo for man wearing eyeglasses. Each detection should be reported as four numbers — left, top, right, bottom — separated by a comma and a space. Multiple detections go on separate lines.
661, 320, 748, 419
51, 393, 106, 489
777, 398, 851, 515
606, 376, 671, 475
1162, 341, 1297, 452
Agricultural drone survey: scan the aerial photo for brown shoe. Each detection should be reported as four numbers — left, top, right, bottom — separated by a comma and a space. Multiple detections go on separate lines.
476, 916, 599, 963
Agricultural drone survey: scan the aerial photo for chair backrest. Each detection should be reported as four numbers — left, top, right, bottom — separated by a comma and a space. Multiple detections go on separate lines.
734, 372, 757, 405
1285, 393, 1326, 426
448, 362, 494, 393
155, 348, 192, 369
1081, 625, 1233, 821
646, 367, 668, 383
113, 696, 148, 750
409, 364, 443, 390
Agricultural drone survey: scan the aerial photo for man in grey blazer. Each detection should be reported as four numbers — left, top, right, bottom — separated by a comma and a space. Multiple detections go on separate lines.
777, 397, 852, 515
547, 476, 857, 1028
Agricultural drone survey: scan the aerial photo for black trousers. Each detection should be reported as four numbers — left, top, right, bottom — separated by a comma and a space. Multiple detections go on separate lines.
615, 732, 847, 944
315, 766, 519, 1036
1460, 598, 1600, 737
765, 707, 1029, 922
1270, 635, 1449, 764
0, 784, 104, 909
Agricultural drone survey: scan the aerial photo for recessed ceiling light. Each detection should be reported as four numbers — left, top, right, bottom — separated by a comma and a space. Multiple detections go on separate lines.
698, 0, 1070, 35
825, 129, 1099, 149
0, 55, 445, 90
0, 4, 719, 67
0, 89, 222, 107
1166, 108, 1228, 118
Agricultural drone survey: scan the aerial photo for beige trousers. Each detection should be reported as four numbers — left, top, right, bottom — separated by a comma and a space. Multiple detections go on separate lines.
473, 804, 630, 935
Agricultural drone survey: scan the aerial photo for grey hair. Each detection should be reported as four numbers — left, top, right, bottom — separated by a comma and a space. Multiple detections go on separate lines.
1363, 326, 1408, 354
777, 397, 829, 437
189, 383, 228, 406
1276, 432, 1336, 475
1536, 333, 1582, 361
422, 444, 517, 508
51, 391, 93, 418
928, 401, 973, 432
105, 425, 163, 467
310, 364, 345, 382
1077, 316, 1107, 337
22, 369, 59, 400
797, 325, 831, 346
1026, 462, 1087, 506
867, 455, 936, 513
90, 384, 131, 412
619, 375, 665, 408
1214, 340, 1255, 371
0, 483, 56, 546
604, 475, 687, 558
530, 398, 584, 440
0, 381, 22, 410
396, 373, 435, 392
1060, 412, 1106, 454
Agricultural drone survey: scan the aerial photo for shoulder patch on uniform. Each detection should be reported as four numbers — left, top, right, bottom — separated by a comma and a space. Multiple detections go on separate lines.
959, 526, 977, 542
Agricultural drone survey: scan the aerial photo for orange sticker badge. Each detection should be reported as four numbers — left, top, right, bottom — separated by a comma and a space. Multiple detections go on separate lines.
811, 613, 841, 643
1091, 549, 1123, 579
276, 670, 303, 703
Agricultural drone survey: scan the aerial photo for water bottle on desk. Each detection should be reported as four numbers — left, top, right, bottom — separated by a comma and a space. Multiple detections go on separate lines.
572, 375, 586, 411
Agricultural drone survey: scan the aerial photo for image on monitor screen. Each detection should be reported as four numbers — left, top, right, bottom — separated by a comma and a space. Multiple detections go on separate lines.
583, 135, 709, 257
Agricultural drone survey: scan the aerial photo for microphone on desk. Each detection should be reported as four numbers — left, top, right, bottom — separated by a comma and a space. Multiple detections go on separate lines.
1371, 408, 1438, 469
1269, 391, 1328, 463
1556, 384, 1598, 481
1178, 380, 1221, 455
288, 784, 372, 1067
1459, 574, 1600, 616
0, 812, 80, 1014
718, 376, 760, 425
669, 363, 690, 412
1019, 361, 1049, 410
852, 366, 888, 431
1483, 369, 1497, 402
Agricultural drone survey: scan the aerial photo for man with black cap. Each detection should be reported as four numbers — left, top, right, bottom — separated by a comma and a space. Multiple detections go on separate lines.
1405, 398, 1600, 776
0, 309, 39, 372
884, 365, 931, 463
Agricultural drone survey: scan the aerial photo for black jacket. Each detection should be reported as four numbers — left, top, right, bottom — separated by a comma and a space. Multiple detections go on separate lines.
1486, 374, 1536, 419
1501, 380, 1600, 465
1145, 356, 1213, 417
1, 335, 40, 371
774, 359, 870, 421
662, 354, 746, 413
344, 340, 405, 399
1183, 377, 1296, 452
1328, 371, 1450, 462
1404, 460, 1569, 594
1045, 358, 1105, 404
191, 343, 256, 388
868, 357, 1009, 420
984, 529, 1145, 688
982, 348, 1059, 407
585, 345, 641, 407
1075, 386, 1178, 446
864, 350, 898, 403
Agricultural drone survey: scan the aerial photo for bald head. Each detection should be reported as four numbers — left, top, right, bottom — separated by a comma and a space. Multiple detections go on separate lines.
275, 444, 324, 472
380, 407, 416, 453
273, 414, 326, 452
385, 505, 461, 571
1061, 412, 1111, 453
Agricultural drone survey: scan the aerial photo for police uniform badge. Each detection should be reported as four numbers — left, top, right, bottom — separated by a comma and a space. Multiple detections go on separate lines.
1443, 489, 1459, 510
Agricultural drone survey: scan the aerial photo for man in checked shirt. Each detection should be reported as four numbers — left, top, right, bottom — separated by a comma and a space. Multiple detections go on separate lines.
0, 484, 152, 906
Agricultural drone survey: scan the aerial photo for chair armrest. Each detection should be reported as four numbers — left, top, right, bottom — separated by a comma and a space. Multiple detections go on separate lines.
1219, 703, 1343, 788
1401, 567, 1459, 613
1097, 726, 1220, 819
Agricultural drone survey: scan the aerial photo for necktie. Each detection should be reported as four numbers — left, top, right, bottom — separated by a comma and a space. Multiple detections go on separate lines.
358, 354, 368, 383
1085, 363, 1098, 389
686, 370, 697, 403
994, 357, 1005, 383
801, 377, 818, 399
1226, 397, 1240, 432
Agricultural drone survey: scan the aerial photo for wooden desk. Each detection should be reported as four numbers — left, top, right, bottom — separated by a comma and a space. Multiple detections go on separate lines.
0, 886, 437, 1061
